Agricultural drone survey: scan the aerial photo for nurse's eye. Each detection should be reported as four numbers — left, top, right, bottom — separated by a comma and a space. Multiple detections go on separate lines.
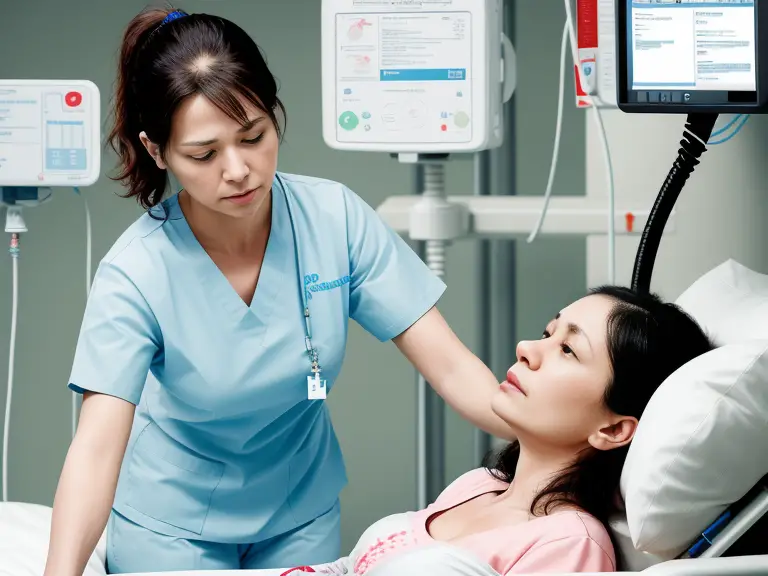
191, 150, 215, 162
541, 330, 551, 339
243, 134, 264, 145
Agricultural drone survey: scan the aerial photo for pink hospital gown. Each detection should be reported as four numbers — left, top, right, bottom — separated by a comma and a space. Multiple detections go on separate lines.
339, 468, 616, 575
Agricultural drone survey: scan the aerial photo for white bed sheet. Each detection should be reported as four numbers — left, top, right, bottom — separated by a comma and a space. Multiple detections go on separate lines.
0, 503, 646, 576
12, 502, 765, 576
0, 502, 107, 576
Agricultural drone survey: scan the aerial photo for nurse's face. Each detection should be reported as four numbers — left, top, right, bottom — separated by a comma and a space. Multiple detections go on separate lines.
142, 93, 279, 220
491, 295, 623, 451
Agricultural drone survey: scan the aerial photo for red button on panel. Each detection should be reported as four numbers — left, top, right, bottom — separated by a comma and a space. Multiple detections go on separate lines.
65, 91, 82, 107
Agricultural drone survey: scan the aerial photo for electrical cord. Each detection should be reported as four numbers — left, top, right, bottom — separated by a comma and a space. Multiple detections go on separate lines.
531, 0, 617, 283
72, 187, 93, 439
1, 188, 92, 501
536, 2, 743, 291
708, 114, 750, 145
630, 113, 719, 294
589, 100, 616, 284
527, 21, 569, 244
561, 0, 616, 283
710, 114, 742, 138
3, 232, 19, 503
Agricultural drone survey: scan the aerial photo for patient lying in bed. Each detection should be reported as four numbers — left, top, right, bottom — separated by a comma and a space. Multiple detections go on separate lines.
303, 469, 615, 575
285, 286, 714, 575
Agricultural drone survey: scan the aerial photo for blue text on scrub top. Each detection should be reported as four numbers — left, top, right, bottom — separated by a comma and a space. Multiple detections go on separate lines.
304, 274, 351, 300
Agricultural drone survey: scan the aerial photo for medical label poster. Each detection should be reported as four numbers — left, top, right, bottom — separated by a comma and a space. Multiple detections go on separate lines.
334, 11, 473, 145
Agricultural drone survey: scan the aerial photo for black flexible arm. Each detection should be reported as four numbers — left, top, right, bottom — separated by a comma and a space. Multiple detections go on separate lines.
631, 113, 720, 294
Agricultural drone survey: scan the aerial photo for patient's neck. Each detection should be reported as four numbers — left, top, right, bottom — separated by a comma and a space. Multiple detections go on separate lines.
494, 442, 579, 515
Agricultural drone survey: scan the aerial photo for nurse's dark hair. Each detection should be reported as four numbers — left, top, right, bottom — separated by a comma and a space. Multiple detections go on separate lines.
483, 286, 714, 563
108, 6, 286, 211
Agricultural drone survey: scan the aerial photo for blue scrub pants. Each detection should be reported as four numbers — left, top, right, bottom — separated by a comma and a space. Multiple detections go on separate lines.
105, 501, 341, 573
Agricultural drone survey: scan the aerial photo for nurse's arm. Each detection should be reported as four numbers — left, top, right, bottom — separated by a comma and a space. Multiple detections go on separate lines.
393, 306, 511, 440
43, 392, 135, 576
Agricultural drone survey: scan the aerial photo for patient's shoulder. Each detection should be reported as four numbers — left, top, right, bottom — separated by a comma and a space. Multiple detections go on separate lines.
528, 509, 614, 548
502, 512, 616, 574
549, 511, 613, 546
435, 468, 509, 505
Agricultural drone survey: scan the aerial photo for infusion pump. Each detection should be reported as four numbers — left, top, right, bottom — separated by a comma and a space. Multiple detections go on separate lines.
0, 79, 100, 188
320, 0, 516, 154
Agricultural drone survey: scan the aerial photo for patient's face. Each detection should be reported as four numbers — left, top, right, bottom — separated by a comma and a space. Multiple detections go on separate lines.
491, 294, 617, 450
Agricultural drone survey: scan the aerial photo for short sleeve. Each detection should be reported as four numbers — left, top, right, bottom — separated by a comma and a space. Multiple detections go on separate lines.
68, 261, 161, 406
343, 185, 446, 341
508, 536, 615, 574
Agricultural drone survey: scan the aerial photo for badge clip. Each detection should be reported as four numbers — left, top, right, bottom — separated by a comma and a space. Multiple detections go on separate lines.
307, 371, 327, 400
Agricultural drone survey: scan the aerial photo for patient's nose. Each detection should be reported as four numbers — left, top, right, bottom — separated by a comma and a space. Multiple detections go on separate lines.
516, 340, 541, 370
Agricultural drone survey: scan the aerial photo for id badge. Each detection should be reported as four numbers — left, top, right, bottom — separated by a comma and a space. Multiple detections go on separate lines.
307, 374, 327, 400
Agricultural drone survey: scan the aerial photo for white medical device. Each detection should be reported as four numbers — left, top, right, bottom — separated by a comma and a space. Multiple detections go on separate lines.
0, 79, 100, 190
1, 79, 100, 504
321, 0, 518, 512
320, 0, 617, 514
613, 0, 768, 294
321, 0, 516, 154
617, 0, 766, 115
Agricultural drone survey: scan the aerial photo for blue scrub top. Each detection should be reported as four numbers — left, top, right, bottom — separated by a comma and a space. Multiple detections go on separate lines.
68, 172, 446, 544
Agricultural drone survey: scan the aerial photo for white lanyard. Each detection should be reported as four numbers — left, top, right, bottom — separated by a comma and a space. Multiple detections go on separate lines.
277, 175, 326, 400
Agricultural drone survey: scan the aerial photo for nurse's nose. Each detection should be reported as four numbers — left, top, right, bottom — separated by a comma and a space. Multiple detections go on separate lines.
222, 149, 250, 183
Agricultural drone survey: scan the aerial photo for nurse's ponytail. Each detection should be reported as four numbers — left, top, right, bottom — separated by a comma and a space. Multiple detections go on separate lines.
108, 8, 173, 211
107, 7, 286, 212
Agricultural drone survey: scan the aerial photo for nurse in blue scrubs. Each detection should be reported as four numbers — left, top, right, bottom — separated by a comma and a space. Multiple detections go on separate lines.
43, 8, 512, 576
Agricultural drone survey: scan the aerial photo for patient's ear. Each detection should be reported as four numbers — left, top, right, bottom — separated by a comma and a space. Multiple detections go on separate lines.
588, 416, 638, 451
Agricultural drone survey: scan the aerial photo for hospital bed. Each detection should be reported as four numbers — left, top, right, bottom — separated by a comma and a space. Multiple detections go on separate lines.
2, 258, 767, 576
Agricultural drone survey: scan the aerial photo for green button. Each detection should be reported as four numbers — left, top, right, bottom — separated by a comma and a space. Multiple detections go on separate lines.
453, 111, 470, 129
339, 111, 359, 131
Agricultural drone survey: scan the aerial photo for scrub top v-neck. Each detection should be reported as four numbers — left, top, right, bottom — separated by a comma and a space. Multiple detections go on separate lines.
68, 172, 446, 544
173, 180, 287, 343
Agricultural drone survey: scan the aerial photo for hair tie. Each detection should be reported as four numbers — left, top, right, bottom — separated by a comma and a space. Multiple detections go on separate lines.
161, 10, 188, 26
144, 9, 188, 48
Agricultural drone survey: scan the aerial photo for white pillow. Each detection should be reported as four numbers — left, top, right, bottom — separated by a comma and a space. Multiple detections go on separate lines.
608, 515, 663, 571
620, 259, 768, 559
0, 502, 107, 576
676, 258, 768, 345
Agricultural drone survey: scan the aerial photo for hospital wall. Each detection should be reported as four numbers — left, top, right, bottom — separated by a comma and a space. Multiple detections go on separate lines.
585, 109, 768, 296
0, 0, 587, 553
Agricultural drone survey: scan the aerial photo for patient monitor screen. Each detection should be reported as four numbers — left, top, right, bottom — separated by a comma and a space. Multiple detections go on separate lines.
0, 82, 99, 187
627, 0, 756, 104
334, 11, 473, 145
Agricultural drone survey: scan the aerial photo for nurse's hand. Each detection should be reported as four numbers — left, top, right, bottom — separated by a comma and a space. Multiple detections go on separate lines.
43, 392, 135, 576
393, 307, 513, 440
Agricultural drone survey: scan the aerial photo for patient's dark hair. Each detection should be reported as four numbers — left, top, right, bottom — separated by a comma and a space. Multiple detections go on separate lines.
108, 6, 286, 211
483, 286, 714, 530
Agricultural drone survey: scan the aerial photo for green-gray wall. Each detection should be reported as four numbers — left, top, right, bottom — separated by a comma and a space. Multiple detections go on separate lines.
0, 0, 585, 554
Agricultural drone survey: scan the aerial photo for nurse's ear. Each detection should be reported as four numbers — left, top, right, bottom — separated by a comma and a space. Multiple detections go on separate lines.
139, 131, 168, 170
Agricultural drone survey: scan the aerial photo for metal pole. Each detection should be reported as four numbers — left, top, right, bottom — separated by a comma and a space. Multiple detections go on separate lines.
488, 0, 517, 453
418, 0, 518, 498
473, 150, 493, 466
412, 162, 426, 509
417, 161, 447, 509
